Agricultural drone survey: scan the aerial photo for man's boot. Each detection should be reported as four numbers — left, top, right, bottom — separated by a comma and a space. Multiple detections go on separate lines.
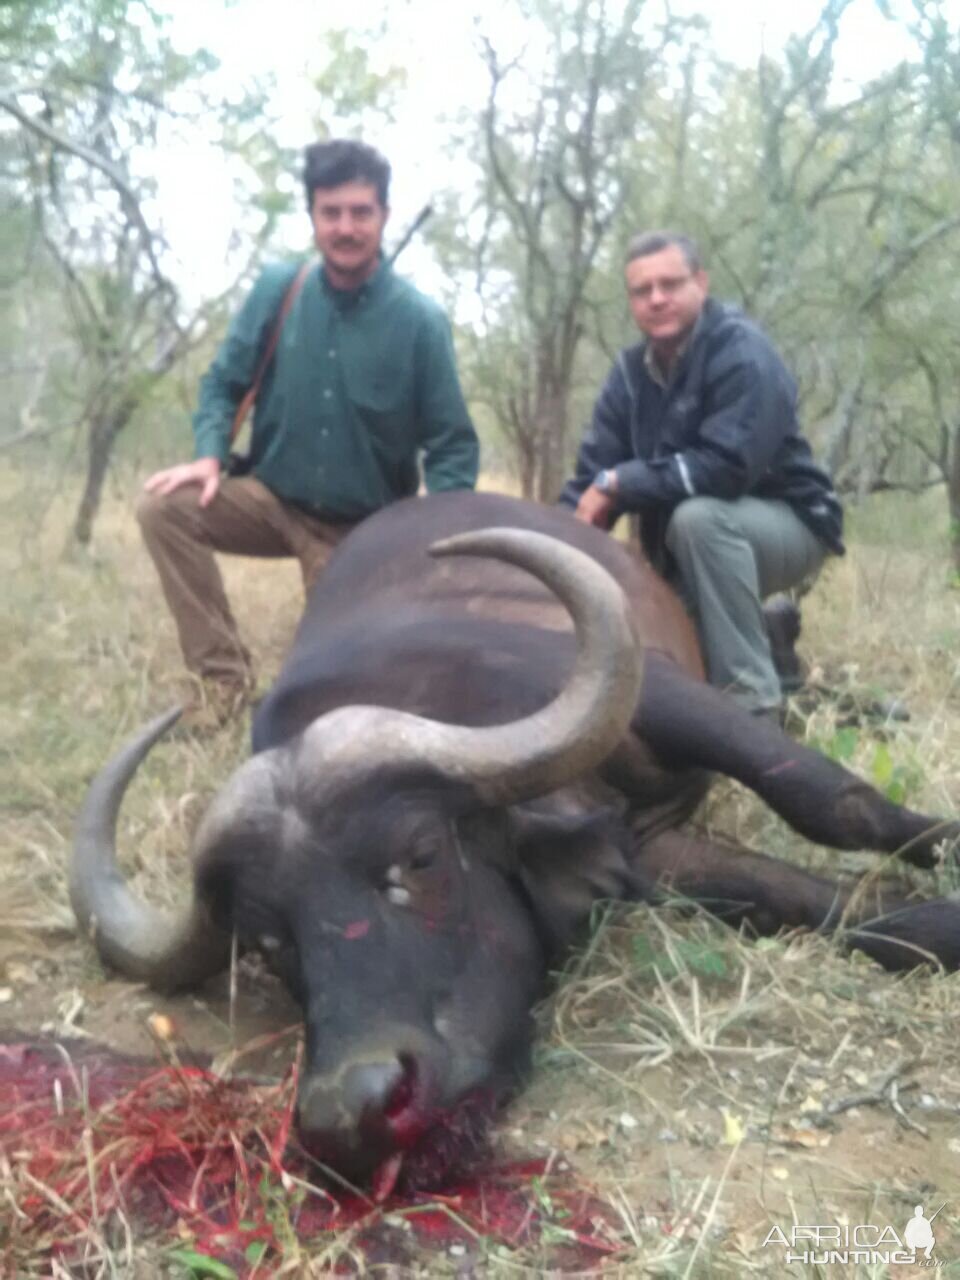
763, 596, 806, 697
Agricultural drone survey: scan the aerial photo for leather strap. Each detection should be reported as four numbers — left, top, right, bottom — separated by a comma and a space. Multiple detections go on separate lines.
230, 261, 313, 444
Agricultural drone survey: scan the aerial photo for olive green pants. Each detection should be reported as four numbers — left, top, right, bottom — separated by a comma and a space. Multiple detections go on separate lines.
664, 496, 827, 712
136, 476, 357, 687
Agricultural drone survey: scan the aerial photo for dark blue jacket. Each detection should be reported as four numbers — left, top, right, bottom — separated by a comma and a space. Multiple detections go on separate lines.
559, 298, 844, 560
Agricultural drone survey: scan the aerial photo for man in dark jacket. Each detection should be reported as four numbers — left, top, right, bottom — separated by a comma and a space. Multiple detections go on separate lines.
559, 231, 843, 716
137, 140, 479, 728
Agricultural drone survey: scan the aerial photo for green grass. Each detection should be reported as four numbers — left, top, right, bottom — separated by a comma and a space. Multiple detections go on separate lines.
845, 485, 951, 552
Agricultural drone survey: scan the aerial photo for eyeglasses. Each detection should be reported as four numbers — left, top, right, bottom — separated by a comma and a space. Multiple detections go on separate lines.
627, 275, 694, 302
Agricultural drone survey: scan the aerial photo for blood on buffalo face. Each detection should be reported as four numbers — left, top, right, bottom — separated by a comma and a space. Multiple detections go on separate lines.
70, 524, 645, 1186
198, 773, 548, 1180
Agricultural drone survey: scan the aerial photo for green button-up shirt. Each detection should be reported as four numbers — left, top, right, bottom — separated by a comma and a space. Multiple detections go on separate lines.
193, 258, 479, 520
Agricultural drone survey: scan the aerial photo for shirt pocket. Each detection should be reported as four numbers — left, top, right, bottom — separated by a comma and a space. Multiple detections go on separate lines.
347, 362, 415, 459
352, 367, 403, 411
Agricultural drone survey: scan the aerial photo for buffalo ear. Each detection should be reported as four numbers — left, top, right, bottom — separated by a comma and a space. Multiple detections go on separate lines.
193, 858, 237, 935
509, 808, 633, 954
194, 848, 289, 945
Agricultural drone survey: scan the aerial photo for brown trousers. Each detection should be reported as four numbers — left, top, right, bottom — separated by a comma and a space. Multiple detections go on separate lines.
136, 476, 356, 686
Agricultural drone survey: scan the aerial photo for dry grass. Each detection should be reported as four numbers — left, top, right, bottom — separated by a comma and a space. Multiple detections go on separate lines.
2, 463, 960, 1276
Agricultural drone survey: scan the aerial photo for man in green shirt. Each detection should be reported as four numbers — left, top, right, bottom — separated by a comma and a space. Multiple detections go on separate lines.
137, 140, 479, 727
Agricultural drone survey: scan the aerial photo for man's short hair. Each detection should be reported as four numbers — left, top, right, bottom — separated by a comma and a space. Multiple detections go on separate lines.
303, 140, 391, 210
625, 231, 702, 273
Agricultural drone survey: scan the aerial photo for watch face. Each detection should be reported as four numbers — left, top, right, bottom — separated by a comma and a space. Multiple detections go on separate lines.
596, 470, 611, 493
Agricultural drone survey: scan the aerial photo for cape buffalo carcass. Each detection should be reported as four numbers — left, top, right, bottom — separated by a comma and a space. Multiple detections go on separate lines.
71, 491, 960, 1183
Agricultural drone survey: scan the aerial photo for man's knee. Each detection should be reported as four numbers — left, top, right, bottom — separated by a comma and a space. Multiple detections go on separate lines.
135, 486, 169, 535
665, 496, 732, 554
135, 486, 195, 542
135, 486, 209, 562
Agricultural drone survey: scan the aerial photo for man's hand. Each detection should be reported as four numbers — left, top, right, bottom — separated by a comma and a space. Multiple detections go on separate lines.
574, 483, 616, 529
143, 457, 222, 508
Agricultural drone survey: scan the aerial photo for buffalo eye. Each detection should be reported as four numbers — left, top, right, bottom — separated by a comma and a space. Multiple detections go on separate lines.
408, 848, 437, 872
381, 847, 440, 906
385, 848, 436, 885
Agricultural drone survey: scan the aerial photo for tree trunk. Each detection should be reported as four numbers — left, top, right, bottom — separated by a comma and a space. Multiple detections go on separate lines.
949, 422, 960, 578
517, 430, 537, 500
71, 332, 182, 544
823, 375, 864, 479
533, 356, 572, 504
73, 399, 135, 544
535, 408, 569, 503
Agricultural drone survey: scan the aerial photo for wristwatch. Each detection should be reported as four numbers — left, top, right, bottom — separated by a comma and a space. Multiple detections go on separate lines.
594, 468, 618, 494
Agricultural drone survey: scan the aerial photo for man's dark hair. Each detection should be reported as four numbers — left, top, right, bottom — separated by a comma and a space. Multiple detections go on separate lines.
303, 140, 391, 210
625, 231, 702, 273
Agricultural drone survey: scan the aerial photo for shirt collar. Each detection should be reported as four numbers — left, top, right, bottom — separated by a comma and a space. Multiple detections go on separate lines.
321, 255, 389, 307
643, 309, 704, 388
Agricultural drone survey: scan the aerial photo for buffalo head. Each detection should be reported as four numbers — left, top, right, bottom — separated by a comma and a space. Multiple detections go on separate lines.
70, 528, 642, 1181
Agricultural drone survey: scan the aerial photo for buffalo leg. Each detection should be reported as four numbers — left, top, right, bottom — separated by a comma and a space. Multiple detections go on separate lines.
637, 655, 957, 867
632, 826, 960, 971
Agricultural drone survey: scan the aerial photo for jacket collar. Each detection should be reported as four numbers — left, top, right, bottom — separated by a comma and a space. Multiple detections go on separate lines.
640, 297, 734, 386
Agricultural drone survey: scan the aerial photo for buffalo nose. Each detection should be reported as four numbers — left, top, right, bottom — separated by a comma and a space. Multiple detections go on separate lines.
343, 1059, 406, 1118
297, 1053, 417, 1140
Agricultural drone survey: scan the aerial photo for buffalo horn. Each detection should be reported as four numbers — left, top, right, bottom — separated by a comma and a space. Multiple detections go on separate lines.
296, 527, 643, 807
70, 707, 232, 990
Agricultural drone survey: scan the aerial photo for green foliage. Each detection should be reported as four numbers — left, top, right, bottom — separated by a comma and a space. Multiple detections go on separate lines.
167, 1251, 238, 1280
5, 0, 960, 547
825, 725, 860, 762
847, 488, 949, 549
429, 0, 960, 523
312, 28, 406, 129
244, 1239, 268, 1264
810, 725, 924, 806
253, 1169, 304, 1260
870, 740, 925, 806
430, 0, 708, 498
0, 0, 293, 541
529, 1174, 578, 1245
632, 933, 730, 981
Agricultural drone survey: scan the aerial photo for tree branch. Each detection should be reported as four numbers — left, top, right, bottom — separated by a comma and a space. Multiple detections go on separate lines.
858, 214, 960, 312
0, 91, 171, 290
